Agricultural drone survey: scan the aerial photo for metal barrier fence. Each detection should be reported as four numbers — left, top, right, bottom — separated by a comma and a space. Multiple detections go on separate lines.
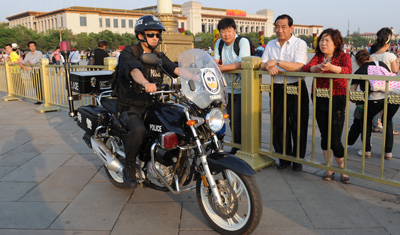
47, 64, 106, 109
0, 64, 7, 93
223, 56, 400, 188
1, 56, 399, 188
1, 58, 116, 112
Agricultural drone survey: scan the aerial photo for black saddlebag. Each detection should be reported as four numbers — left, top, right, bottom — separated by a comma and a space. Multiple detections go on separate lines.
76, 105, 108, 135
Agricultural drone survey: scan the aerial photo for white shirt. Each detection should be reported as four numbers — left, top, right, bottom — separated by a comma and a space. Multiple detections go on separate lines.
370, 52, 397, 73
261, 35, 307, 84
69, 51, 80, 63
214, 35, 251, 94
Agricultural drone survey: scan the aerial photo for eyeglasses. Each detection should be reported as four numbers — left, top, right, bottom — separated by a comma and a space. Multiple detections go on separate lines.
145, 33, 161, 38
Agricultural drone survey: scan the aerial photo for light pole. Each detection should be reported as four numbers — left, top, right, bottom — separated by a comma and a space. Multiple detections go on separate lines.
59, 27, 63, 43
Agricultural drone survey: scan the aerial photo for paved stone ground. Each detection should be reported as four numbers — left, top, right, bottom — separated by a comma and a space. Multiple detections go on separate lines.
0, 95, 400, 235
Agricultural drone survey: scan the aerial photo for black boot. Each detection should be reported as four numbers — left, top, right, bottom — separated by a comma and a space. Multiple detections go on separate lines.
123, 163, 137, 189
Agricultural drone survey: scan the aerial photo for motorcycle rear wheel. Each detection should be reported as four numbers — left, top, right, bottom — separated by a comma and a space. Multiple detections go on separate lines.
196, 170, 262, 235
104, 137, 126, 188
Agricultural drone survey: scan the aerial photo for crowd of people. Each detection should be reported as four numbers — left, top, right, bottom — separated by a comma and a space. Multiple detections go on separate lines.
215, 14, 399, 185
1, 41, 126, 66
1, 14, 399, 186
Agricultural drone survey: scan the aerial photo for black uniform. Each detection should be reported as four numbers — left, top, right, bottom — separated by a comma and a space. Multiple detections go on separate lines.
116, 43, 178, 166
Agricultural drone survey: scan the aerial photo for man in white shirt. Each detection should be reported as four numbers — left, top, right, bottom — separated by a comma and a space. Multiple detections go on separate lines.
214, 17, 251, 154
260, 14, 309, 171
69, 48, 80, 65
20, 41, 43, 104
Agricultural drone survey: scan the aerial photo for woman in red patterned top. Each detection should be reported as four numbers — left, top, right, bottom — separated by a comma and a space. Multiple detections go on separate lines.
303, 28, 352, 184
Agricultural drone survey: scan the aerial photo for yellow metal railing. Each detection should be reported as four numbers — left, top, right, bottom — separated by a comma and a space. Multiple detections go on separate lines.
1, 58, 115, 111
225, 56, 400, 188
0, 64, 7, 92
46, 64, 105, 109
1, 56, 399, 188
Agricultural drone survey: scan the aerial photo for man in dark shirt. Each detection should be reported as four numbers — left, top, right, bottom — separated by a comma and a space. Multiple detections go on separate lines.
116, 15, 179, 189
93, 40, 109, 65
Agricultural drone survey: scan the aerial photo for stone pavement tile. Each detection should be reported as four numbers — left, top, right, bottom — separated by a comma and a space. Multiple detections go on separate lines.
344, 182, 400, 201
251, 228, 389, 235
42, 142, 93, 155
179, 231, 219, 235
359, 198, 400, 235
2, 123, 54, 131
287, 179, 381, 229
256, 200, 314, 229
111, 201, 181, 235
1, 153, 72, 182
0, 229, 110, 235
0, 166, 15, 178
21, 165, 100, 202
129, 187, 197, 203
54, 120, 80, 130
0, 150, 39, 167
0, 202, 67, 229
50, 182, 131, 230
0, 133, 33, 155
5, 142, 51, 156
255, 168, 297, 201
90, 167, 110, 182
64, 153, 104, 167
180, 201, 212, 231
280, 169, 323, 182
0, 182, 36, 201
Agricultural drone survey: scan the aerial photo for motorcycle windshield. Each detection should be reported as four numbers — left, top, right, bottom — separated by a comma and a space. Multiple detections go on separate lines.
178, 49, 228, 109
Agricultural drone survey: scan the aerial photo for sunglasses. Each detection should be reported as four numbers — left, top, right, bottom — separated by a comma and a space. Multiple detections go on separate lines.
145, 33, 161, 38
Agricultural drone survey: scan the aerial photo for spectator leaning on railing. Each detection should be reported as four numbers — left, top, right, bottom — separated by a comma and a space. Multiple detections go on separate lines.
260, 14, 309, 172
7, 43, 22, 65
349, 50, 398, 160
303, 28, 352, 184
20, 41, 43, 104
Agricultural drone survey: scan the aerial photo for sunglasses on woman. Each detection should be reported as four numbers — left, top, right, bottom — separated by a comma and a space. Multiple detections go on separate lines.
145, 33, 161, 38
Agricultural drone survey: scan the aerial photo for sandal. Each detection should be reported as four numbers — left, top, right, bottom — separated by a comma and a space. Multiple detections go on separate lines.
323, 171, 335, 181
385, 153, 392, 160
340, 174, 350, 184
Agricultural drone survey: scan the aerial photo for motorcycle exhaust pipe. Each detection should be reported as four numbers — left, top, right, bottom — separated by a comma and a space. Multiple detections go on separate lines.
91, 137, 123, 174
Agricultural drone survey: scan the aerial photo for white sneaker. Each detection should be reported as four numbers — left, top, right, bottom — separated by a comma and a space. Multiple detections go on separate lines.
357, 150, 371, 158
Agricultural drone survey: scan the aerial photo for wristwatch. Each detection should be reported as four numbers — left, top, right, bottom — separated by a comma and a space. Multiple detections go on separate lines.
276, 59, 281, 65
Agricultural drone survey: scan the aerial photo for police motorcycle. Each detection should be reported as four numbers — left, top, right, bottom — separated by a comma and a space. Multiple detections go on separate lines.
66, 48, 262, 234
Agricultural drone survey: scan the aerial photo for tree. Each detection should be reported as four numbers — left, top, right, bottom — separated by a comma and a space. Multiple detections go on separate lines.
346, 32, 369, 49
193, 32, 214, 49
297, 35, 313, 48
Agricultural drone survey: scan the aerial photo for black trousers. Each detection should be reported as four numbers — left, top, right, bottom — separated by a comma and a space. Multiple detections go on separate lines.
227, 93, 242, 144
314, 96, 345, 158
271, 81, 309, 164
364, 100, 399, 153
120, 106, 147, 165
32, 68, 42, 101
348, 117, 362, 146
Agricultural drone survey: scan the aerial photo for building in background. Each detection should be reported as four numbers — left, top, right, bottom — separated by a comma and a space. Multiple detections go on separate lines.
356, 27, 399, 41
6, 1, 323, 38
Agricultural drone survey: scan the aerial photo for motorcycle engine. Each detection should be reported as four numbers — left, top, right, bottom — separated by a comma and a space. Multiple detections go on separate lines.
147, 161, 173, 187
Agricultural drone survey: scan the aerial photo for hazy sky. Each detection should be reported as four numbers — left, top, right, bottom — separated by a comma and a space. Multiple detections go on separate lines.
1, 0, 399, 36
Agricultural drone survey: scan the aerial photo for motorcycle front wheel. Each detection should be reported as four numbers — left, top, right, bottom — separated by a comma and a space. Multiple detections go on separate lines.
196, 169, 262, 235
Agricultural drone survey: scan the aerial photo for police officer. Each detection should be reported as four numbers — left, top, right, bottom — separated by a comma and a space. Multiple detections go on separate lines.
116, 15, 179, 188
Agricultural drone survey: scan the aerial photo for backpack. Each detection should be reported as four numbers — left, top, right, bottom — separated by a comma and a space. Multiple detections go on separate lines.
368, 61, 400, 94
254, 49, 264, 57
218, 36, 255, 63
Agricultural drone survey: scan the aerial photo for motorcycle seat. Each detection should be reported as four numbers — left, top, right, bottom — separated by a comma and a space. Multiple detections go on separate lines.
101, 97, 118, 114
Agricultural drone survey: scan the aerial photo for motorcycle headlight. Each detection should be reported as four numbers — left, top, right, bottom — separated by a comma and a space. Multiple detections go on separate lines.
206, 108, 224, 132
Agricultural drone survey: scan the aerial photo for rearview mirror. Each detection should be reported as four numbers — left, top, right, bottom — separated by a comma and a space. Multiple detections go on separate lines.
140, 53, 159, 66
